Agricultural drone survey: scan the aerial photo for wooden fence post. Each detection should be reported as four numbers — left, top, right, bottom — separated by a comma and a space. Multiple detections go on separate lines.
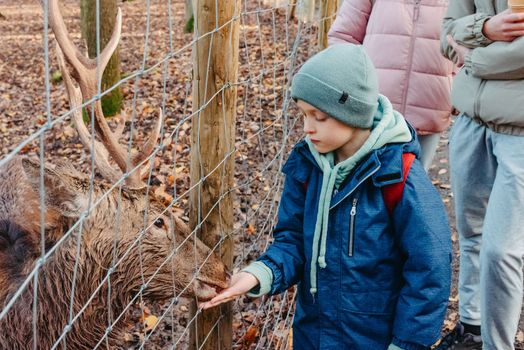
189, 0, 240, 349
318, 0, 337, 49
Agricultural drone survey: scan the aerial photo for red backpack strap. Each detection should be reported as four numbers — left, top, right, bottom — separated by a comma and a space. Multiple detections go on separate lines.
302, 180, 309, 192
382, 153, 416, 216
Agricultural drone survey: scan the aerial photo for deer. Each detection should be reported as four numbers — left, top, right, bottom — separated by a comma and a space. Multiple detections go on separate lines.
0, 1, 229, 348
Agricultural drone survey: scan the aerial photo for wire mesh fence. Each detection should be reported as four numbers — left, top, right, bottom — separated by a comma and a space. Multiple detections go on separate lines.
0, 0, 334, 348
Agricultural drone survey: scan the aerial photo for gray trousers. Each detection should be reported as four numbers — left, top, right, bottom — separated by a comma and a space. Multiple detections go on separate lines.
449, 115, 524, 350
418, 133, 441, 171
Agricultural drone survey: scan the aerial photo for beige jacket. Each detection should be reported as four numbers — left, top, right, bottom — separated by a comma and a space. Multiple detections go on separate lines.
441, 0, 524, 135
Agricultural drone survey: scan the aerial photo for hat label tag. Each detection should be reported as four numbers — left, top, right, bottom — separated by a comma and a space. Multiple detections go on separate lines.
339, 91, 349, 104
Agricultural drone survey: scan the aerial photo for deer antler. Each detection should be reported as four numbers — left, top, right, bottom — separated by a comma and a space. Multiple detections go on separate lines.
56, 43, 122, 183
48, 0, 163, 188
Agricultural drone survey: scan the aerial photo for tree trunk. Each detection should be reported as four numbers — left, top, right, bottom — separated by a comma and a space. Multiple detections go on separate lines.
188, 0, 240, 349
290, 0, 297, 19
298, 0, 316, 22
318, 0, 337, 49
80, 0, 123, 117
185, 0, 194, 33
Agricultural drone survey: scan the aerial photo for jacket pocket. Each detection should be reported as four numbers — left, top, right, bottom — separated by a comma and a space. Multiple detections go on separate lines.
348, 198, 358, 257
339, 290, 397, 348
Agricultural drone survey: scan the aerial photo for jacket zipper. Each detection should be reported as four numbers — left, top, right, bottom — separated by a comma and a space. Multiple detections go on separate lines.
474, 80, 487, 118
413, 0, 421, 21
330, 165, 380, 209
400, 0, 421, 114
348, 198, 358, 257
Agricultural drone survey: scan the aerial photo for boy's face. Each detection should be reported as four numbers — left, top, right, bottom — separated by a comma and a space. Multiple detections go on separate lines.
297, 100, 361, 155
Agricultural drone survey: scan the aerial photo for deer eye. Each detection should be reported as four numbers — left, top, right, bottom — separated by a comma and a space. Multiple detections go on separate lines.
154, 218, 165, 228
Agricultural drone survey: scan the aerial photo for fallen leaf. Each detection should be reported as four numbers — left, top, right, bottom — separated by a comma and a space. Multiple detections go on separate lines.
63, 125, 76, 138
143, 315, 158, 333
123, 332, 134, 342
443, 319, 455, 332
154, 185, 174, 205
246, 224, 256, 235
242, 325, 258, 347
517, 330, 524, 342
167, 174, 175, 186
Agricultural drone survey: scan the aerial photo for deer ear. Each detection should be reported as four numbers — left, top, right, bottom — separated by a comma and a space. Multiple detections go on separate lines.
21, 158, 87, 218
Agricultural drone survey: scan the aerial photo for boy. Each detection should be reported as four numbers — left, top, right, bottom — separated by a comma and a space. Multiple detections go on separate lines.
201, 44, 452, 350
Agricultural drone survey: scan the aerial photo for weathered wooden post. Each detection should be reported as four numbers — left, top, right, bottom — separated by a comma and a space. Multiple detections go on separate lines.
319, 0, 337, 49
189, 0, 240, 349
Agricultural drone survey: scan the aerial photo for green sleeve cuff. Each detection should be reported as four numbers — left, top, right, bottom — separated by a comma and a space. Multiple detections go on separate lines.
241, 261, 273, 298
473, 13, 493, 46
387, 344, 405, 350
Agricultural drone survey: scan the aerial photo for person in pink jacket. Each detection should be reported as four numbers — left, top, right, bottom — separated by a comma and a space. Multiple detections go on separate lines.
328, 0, 455, 170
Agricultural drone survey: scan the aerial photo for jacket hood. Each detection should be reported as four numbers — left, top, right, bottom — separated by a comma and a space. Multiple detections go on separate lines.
290, 103, 420, 188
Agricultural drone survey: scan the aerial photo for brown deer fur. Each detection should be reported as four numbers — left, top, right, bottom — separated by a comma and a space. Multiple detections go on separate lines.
0, 158, 229, 349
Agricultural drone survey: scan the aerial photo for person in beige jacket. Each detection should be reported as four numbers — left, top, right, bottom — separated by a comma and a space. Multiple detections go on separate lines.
439, 1, 524, 349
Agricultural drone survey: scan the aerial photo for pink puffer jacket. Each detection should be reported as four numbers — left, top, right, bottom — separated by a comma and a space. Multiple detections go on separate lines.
328, 0, 454, 135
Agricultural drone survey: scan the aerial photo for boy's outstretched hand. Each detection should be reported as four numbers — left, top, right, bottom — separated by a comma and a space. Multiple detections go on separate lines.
200, 272, 260, 310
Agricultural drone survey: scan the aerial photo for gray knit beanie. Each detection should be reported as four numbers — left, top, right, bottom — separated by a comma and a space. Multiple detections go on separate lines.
291, 44, 379, 129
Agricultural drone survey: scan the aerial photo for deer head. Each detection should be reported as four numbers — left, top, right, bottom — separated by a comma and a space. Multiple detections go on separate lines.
0, 1, 229, 348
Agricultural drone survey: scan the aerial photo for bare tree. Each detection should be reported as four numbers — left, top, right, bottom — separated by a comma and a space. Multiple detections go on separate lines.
185, 0, 194, 33
81, 0, 123, 117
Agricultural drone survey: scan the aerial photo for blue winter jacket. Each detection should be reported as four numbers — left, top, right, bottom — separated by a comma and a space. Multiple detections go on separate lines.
255, 133, 452, 350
